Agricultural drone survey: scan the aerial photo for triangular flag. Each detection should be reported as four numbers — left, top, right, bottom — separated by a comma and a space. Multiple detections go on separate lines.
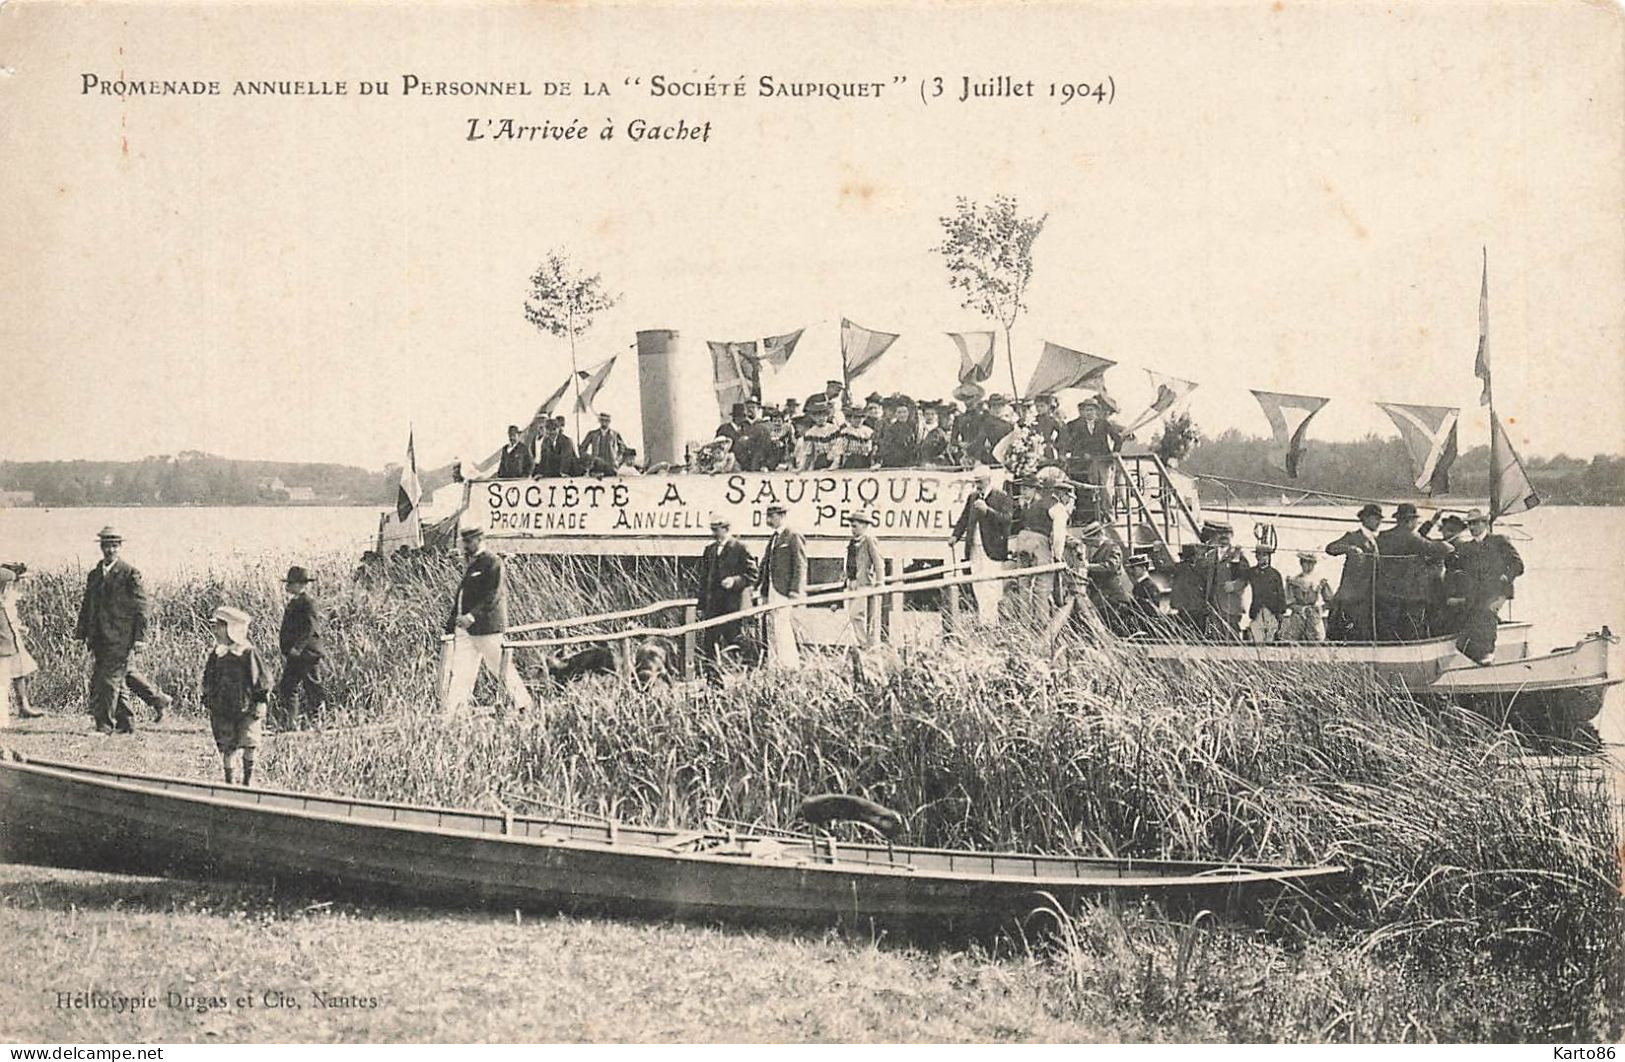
1377, 402, 1460, 494
1250, 390, 1329, 478
947, 331, 997, 385
708, 340, 761, 417
572, 356, 617, 412
1490, 413, 1540, 519
841, 318, 900, 381
539, 372, 587, 416
759, 329, 803, 372
1124, 370, 1199, 434
396, 431, 421, 522
1025, 341, 1114, 398
1474, 248, 1492, 408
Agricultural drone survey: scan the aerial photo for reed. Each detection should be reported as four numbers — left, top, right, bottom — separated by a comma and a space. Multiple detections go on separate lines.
16, 554, 1624, 1039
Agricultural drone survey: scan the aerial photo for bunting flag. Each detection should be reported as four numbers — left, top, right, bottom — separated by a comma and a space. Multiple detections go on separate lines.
947, 331, 997, 385
1123, 370, 1199, 434
708, 340, 761, 417
538, 373, 586, 417
380, 430, 424, 550
1024, 341, 1114, 399
571, 356, 617, 412
1474, 248, 1492, 408
1250, 390, 1329, 478
759, 329, 803, 372
840, 318, 900, 382
1490, 413, 1540, 519
1376, 402, 1460, 494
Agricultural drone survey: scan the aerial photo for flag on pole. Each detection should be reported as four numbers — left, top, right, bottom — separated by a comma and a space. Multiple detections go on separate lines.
1024, 341, 1114, 398
759, 329, 804, 372
1250, 390, 1330, 478
708, 340, 761, 418
840, 318, 900, 382
1124, 370, 1199, 434
1474, 248, 1492, 408
1490, 413, 1540, 518
381, 430, 424, 550
571, 356, 617, 412
1376, 402, 1460, 494
538, 372, 588, 417
947, 331, 997, 385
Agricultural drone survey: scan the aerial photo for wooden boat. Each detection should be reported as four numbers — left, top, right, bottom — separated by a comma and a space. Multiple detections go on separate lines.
0, 756, 1352, 938
1129, 622, 1616, 727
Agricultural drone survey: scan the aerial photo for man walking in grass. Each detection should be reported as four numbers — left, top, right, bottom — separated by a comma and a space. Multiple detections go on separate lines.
75, 526, 172, 735
276, 565, 327, 728
442, 526, 534, 714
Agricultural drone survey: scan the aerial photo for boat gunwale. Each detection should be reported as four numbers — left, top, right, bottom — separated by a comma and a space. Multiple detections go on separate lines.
1, 757, 1349, 890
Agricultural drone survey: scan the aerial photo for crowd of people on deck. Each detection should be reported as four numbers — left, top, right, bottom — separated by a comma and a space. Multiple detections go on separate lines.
488, 380, 1131, 489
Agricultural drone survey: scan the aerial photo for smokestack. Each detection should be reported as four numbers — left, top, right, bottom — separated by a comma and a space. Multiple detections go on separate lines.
636, 329, 687, 467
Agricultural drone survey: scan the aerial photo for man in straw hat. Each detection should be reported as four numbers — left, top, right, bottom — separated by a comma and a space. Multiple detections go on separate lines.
844, 511, 885, 648
1454, 508, 1524, 664
757, 502, 808, 669
442, 526, 535, 714
696, 515, 758, 685
276, 565, 327, 728
949, 465, 1014, 624
75, 526, 172, 734
201, 605, 270, 785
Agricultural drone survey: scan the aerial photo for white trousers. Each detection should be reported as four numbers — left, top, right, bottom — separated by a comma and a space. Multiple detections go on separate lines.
848, 591, 882, 647
1248, 608, 1280, 644
441, 630, 535, 713
0, 657, 11, 729
967, 541, 1009, 625
764, 588, 802, 669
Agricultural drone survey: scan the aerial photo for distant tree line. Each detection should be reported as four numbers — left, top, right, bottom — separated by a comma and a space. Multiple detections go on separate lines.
0, 453, 395, 507
1181, 430, 1625, 506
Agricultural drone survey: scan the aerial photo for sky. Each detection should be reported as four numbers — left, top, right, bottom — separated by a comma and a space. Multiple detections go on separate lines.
2, 1, 1622, 472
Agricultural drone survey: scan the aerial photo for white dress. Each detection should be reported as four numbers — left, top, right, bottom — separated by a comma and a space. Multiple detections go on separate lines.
1, 595, 35, 677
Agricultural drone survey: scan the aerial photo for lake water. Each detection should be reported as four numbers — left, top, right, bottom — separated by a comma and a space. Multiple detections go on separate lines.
3, 502, 1622, 748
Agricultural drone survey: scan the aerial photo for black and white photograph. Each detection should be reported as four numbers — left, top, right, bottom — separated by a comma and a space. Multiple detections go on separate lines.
1, 0, 1621, 1045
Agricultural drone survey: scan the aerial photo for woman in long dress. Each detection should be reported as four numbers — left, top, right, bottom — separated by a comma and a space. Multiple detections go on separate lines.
1281, 551, 1334, 642
1, 564, 44, 724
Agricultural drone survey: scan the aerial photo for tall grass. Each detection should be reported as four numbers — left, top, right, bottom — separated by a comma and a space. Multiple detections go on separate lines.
16, 552, 1624, 1039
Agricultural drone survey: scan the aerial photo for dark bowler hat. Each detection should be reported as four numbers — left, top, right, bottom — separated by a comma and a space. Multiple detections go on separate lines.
1201, 520, 1233, 537
805, 396, 831, 414
730, 402, 746, 416
507, 424, 521, 433
986, 393, 1009, 407
1357, 503, 1384, 520
1180, 543, 1199, 559
784, 398, 801, 409
825, 380, 845, 392
284, 565, 314, 585
1439, 513, 1467, 530
1393, 502, 1419, 520
459, 526, 485, 540
952, 382, 985, 403
96, 525, 123, 543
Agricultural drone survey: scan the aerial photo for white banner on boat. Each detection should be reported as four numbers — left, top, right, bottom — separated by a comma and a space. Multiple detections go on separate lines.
465, 470, 1000, 557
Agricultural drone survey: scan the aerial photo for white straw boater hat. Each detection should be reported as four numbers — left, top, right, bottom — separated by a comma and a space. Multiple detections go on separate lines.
210, 605, 251, 644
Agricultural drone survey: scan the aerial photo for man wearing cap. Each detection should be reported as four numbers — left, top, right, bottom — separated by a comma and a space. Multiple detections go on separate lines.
1196, 522, 1250, 638
496, 425, 534, 479
579, 412, 629, 476
533, 417, 579, 479
442, 527, 534, 714
75, 527, 172, 734
276, 565, 327, 728
844, 511, 886, 648
1427, 514, 1472, 637
1246, 547, 1287, 644
1455, 509, 1524, 663
1125, 554, 1164, 632
950, 466, 1014, 624
1282, 552, 1334, 642
758, 503, 807, 669
1373, 503, 1454, 640
697, 516, 759, 684
1324, 503, 1385, 640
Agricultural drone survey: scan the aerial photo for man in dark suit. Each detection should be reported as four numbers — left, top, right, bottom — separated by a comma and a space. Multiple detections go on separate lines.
579, 412, 629, 475
1455, 508, 1525, 663
757, 503, 807, 669
1062, 396, 1125, 521
1325, 503, 1384, 640
715, 402, 749, 445
495, 424, 534, 479
950, 466, 1014, 624
276, 565, 327, 728
533, 417, 579, 478
75, 526, 171, 734
697, 516, 759, 684
441, 527, 533, 712
1372, 502, 1455, 640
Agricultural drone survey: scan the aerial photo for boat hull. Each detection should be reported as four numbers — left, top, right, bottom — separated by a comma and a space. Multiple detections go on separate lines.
0, 758, 1349, 939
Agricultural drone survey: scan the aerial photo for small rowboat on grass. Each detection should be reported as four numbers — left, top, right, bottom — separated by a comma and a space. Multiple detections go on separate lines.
0, 755, 1352, 938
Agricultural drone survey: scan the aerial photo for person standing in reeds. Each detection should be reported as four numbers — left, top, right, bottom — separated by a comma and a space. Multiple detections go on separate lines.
757, 503, 807, 670
201, 606, 269, 786
697, 516, 758, 685
844, 512, 884, 648
442, 526, 535, 713
75, 526, 173, 735
1, 566, 45, 726
276, 565, 327, 728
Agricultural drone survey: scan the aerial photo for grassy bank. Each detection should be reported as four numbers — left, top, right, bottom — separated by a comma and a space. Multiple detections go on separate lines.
7, 557, 1623, 1041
